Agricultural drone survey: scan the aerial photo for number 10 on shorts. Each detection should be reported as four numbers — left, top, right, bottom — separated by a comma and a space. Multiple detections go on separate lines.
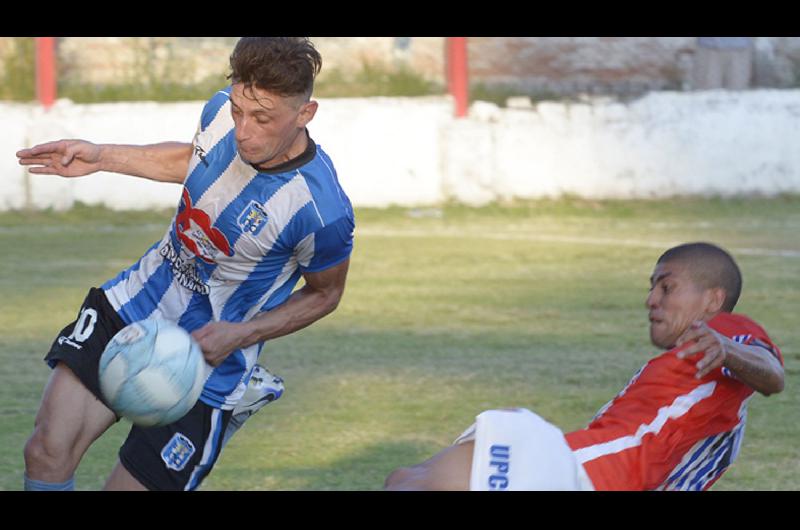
57, 307, 98, 350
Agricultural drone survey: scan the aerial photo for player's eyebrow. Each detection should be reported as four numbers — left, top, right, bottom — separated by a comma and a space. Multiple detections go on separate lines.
650, 271, 672, 286
230, 98, 270, 116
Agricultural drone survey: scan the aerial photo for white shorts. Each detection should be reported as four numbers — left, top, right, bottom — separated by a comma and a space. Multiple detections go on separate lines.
454, 408, 594, 491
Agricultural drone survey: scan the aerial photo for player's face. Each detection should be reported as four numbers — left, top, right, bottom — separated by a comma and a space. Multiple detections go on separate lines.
229, 83, 317, 169
646, 260, 716, 349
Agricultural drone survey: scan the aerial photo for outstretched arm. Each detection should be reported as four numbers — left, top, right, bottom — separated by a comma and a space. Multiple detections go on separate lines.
17, 139, 192, 184
676, 320, 785, 396
192, 258, 350, 367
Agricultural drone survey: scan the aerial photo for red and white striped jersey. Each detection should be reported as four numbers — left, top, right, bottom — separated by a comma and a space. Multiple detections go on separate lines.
564, 313, 782, 491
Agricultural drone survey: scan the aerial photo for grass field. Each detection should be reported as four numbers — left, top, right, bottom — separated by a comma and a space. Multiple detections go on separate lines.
0, 197, 797, 491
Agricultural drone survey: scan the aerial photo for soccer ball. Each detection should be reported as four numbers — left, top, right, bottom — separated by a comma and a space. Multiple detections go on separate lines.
99, 319, 208, 427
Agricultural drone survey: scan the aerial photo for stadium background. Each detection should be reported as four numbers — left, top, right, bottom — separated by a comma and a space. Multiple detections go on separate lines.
0, 37, 797, 490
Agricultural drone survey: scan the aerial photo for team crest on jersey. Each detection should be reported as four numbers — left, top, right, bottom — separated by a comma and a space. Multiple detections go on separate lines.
175, 188, 233, 264
237, 201, 269, 236
161, 432, 196, 471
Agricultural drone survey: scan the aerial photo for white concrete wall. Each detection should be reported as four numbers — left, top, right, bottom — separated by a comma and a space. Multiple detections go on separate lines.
448, 90, 800, 204
308, 96, 453, 207
0, 102, 32, 210
3, 90, 800, 211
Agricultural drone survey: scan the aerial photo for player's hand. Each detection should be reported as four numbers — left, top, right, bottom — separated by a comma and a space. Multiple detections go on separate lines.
191, 321, 246, 367
675, 320, 731, 379
16, 139, 103, 177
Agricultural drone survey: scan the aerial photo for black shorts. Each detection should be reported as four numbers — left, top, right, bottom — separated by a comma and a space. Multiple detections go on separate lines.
45, 287, 127, 410
119, 399, 232, 491
46, 287, 231, 491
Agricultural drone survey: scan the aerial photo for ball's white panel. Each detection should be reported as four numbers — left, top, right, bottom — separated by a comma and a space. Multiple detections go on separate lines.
129, 411, 167, 428
153, 324, 191, 359
99, 354, 128, 404
135, 368, 183, 410
188, 355, 208, 403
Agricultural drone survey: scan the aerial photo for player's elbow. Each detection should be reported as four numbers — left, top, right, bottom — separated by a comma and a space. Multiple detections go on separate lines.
321, 285, 345, 315
770, 364, 785, 394
760, 370, 784, 397
769, 374, 784, 396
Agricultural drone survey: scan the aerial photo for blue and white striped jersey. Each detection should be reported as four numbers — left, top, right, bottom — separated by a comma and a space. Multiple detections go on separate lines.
101, 87, 354, 409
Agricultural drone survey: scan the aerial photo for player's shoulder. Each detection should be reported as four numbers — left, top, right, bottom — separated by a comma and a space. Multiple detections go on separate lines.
313, 142, 336, 169
299, 141, 350, 205
200, 86, 233, 131
711, 312, 783, 366
708, 312, 770, 341
301, 141, 337, 181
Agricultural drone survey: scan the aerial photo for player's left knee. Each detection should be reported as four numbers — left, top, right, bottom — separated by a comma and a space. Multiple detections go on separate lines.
23, 428, 75, 479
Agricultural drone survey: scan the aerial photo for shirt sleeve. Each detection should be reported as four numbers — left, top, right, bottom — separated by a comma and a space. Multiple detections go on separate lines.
297, 215, 354, 273
748, 337, 784, 366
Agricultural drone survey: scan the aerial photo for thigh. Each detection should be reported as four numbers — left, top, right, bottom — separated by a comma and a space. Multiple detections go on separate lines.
32, 362, 118, 465
386, 442, 474, 491
117, 400, 232, 491
415, 441, 474, 490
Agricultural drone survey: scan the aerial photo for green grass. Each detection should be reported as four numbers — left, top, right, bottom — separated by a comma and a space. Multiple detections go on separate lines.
468, 82, 569, 107
1, 197, 798, 490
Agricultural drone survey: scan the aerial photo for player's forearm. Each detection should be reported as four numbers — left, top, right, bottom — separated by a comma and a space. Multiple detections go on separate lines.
238, 284, 343, 348
724, 343, 784, 396
98, 142, 192, 183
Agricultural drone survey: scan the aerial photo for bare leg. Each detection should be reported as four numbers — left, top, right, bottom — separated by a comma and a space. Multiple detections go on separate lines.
385, 441, 474, 491
104, 460, 148, 491
24, 363, 118, 483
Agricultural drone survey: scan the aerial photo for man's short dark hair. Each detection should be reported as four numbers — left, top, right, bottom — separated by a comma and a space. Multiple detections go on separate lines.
657, 242, 743, 312
228, 37, 322, 100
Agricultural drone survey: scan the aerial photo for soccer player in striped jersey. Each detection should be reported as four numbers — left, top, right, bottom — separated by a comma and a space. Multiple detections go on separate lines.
385, 242, 784, 490
18, 37, 354, 491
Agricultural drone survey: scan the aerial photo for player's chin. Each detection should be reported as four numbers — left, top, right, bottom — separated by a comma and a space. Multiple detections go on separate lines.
237, 149, 268, 166
649, 326, 674, 350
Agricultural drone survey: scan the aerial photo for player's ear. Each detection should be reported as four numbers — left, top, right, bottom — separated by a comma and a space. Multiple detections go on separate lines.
704, 287, 727, 314
296, 100, 318, 128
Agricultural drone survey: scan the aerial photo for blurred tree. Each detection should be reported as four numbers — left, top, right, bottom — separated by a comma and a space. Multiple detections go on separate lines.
0, 37, 36, 101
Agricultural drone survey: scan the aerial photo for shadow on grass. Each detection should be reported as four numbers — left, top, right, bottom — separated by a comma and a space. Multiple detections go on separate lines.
214, 440, 438, 491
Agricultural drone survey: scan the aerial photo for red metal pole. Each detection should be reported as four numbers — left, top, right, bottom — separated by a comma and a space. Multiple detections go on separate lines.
447, 37, 469, 118
35, 37, 57, 109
